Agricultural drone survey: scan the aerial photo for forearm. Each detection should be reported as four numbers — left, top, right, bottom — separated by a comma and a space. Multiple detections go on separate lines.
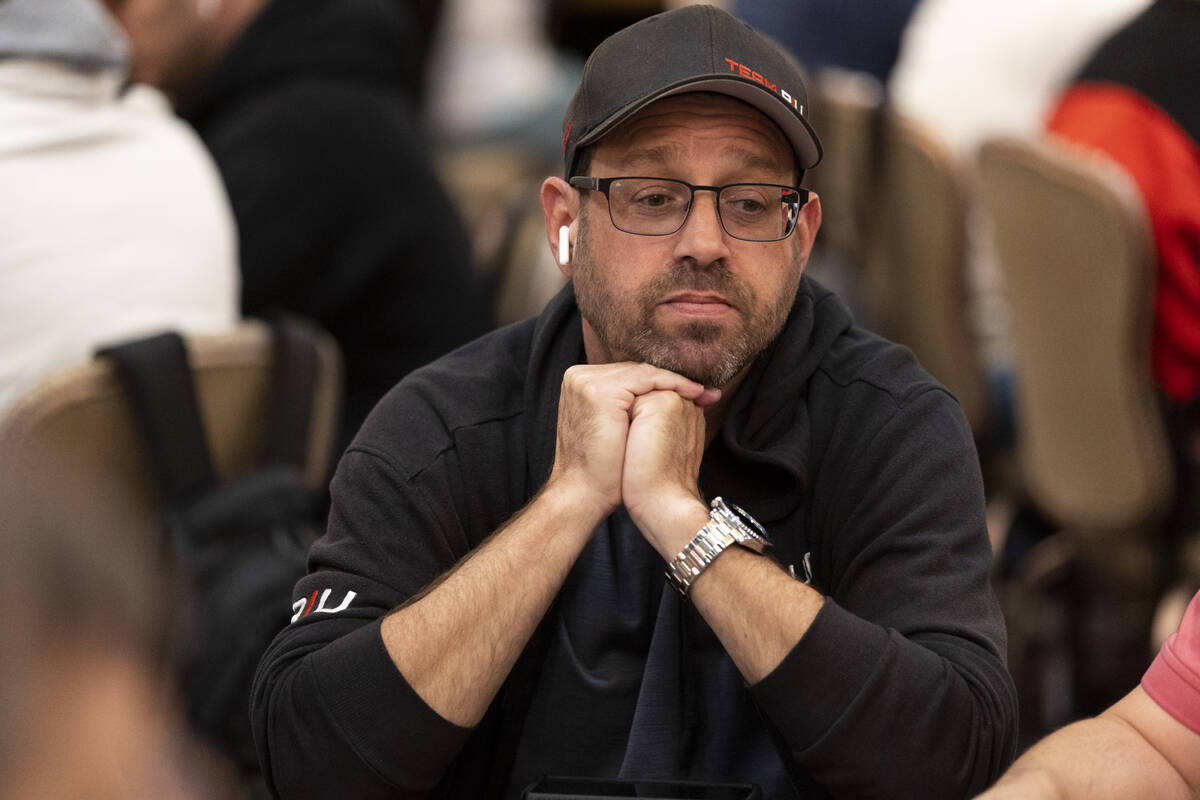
629, 485, 823, 685
978, 690, 1200, 800
690, 546, 824, 683
979, 722, 1189, 800
381, 480, 605, 727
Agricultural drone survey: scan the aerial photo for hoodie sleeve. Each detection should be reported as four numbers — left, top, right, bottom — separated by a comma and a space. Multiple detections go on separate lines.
750, 385, 1018, 798
250, 446, 478, 799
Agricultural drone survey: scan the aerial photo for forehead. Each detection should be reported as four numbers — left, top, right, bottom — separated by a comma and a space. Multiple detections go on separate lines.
591, 93, 795, 176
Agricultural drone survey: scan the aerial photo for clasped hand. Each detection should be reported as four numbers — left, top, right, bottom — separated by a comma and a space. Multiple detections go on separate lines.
547, 362, 721, 557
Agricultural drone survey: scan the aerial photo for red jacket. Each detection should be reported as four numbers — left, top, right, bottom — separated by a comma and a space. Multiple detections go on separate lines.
1046, 0, 1200, 404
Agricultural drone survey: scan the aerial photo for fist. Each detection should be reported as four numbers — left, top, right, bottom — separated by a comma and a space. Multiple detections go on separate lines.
622, 389, 709, 557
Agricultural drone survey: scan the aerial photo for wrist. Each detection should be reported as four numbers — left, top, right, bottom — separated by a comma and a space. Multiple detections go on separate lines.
665, 497, 772, 596
538, 474, 616, 532
628, 491, 709, 560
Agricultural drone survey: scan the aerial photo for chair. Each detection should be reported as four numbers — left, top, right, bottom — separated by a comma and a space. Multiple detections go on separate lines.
976, 136, 1173, 532
0, 319, 341, 543
436, 144, 566, 324
976, 135, 1175, 742
806, 67, 884, 267
862, 111, 991, 437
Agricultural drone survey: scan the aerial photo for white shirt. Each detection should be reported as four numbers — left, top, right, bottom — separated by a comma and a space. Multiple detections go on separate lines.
888, 0, 1151, 161
0, 59, 239, 419
885, 0, 1150, 369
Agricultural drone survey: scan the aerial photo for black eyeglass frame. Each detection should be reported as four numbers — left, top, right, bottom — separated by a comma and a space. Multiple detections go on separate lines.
568, 176, 810, 242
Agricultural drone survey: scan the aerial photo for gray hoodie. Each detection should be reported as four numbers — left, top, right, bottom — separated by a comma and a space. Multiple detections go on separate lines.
0, 0, 127, 73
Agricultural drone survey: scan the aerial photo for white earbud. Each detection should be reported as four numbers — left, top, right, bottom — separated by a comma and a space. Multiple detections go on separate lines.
558, 225, 570, 266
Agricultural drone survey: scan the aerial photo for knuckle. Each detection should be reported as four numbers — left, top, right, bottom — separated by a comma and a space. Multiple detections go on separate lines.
634, 362, 660, 380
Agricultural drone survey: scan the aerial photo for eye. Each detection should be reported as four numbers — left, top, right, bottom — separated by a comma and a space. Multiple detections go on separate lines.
721, 186, 773, 217
622, 181, 688, 215
637, 192, 671, 208
731, 197, 767, 214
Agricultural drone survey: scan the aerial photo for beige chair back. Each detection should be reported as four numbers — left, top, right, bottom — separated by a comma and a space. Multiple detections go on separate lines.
0, 320, 341, 542
864, 111, 990, 435
976, 136, 1173, 530
806, 68, 884, 265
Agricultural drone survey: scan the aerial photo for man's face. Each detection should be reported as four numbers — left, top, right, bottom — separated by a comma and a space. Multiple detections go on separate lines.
105, 0, 210, 92
568, 93, 820, 389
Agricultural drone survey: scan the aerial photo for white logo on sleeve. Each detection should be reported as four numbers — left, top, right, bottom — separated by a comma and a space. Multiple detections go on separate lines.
291, 588, 357, 623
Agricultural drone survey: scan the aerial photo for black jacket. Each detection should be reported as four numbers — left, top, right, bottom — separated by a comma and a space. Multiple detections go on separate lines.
1074, 0, 1200, 145
252, 278, 1018, 798
176, 0, 494, 447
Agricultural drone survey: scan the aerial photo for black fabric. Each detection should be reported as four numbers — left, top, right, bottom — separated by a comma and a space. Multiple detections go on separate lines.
99, 333, 216, 507
100, 318, 327, 778
174, 0, 495, 451
504, 511, 795, 799
1073, 0, 1200, 145
261, 316, 318, 469
252, 277, 1017, 799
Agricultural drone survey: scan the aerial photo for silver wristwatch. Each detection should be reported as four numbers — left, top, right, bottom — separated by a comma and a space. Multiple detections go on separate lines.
666, 497, 771, 595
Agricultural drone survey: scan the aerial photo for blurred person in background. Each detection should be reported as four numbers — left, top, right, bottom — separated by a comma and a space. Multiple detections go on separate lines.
1046, 0, 1200, 539
426, 0, 581, 159
733, 0, 920, 84
886, 0, 1150, 459
107, 0, 496, 451
0, 482, 236, 800
975, 588, 1200, 799
0, 0, 238, 421
888, 0, 1150, 161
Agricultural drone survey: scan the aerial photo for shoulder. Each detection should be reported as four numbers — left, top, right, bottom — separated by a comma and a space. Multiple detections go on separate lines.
348, 319, 539, 478
798, 286, 975, 472
804, 281, 949, 413
193, 77, 427, 210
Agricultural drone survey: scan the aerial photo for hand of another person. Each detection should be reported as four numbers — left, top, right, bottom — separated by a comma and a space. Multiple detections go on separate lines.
546, 363, 718, 523
622, 388, 710, 559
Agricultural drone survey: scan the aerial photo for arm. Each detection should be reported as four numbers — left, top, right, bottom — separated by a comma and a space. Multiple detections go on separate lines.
381, 363, 718, 727
977, 687, 1200, 800
621, 389, 824, 683
623, 384, 1017, 797
252, 362, 717, 797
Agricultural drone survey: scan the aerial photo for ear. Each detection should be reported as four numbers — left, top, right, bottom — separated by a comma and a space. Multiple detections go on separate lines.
793, 191, 823, 265
541, 177, 580, 278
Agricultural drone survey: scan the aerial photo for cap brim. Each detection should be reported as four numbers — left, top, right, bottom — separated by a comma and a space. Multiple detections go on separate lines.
574, 76, 823, 171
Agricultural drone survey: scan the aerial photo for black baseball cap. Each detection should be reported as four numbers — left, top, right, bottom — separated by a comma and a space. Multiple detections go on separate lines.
561, 4, 823, 178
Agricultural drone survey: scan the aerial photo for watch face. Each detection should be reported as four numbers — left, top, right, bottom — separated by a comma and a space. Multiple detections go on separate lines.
727, 501, 767, 537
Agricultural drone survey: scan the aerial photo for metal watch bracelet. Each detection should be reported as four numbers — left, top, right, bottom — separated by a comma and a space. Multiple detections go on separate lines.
666, 497, 770, 595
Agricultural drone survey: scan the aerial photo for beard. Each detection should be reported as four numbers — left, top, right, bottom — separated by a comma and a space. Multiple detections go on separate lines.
571, 210, 802, 388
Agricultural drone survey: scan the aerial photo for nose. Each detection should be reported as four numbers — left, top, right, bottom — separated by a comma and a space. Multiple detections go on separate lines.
673, 189, 732, 265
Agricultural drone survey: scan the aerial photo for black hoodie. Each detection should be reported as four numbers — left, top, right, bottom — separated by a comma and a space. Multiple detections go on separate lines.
176, 0, 494, 449
251, 277, 1018, 798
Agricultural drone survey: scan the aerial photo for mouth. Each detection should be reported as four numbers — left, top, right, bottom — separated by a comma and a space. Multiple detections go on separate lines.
659, 291, 736, 319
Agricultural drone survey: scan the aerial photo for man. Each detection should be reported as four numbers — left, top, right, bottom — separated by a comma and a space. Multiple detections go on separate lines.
0, 460, 231, 799
976, 590, 1200, 799
104, 0, 495, 449
0, 0, 238, 420
252, 6, 1018, 798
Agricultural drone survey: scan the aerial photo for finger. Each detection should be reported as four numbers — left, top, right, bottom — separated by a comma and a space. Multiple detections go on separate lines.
609, 362, 723, 404
630, 388, 697, 416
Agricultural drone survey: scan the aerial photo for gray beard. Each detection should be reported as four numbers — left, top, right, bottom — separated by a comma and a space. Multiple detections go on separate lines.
626, 315, 756, 388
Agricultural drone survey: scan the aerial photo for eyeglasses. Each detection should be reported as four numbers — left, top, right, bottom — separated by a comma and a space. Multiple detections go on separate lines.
569, 176, 809, 242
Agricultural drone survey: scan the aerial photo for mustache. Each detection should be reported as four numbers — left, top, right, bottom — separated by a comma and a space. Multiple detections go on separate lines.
642, 260, 753, 306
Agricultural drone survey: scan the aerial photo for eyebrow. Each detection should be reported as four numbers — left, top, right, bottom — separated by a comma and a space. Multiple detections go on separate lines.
617, 145, 787, 178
